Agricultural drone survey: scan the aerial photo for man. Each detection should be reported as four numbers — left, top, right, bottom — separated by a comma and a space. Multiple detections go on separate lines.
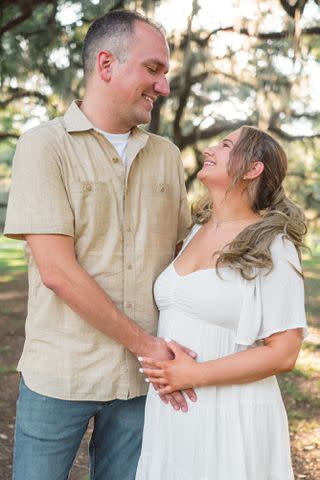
4, 10, 194, 480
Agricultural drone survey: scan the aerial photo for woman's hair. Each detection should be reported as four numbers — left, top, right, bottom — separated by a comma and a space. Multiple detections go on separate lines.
192, 125, 307, 279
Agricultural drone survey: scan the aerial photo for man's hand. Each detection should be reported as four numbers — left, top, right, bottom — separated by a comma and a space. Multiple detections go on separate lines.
138, 340, 200, 395
138, 338, 198, 411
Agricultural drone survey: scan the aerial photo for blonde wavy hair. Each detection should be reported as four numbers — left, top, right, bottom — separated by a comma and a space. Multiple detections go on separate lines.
192, 126, 307, 279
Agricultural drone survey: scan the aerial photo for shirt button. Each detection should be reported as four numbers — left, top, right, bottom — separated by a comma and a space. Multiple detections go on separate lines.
126, 226, 131, 232
160, 184, 165, 192
127, 264, 133, 270
85, 183, 92, 191
112, 157, 119, 163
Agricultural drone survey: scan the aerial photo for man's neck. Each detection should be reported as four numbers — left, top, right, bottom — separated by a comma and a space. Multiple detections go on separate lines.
80, 95, 130, 134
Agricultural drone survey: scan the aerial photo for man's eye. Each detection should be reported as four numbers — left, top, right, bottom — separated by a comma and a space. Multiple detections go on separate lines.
147, 66, 157, 74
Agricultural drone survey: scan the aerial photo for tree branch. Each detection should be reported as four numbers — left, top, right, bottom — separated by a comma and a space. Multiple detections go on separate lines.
185, 147, 202, 191
179, 119, 254, 150
191, 25, 320, 47
0, 0, 54, 37
169, 71, 210, 93
279, 0, 308, 18
149, 96, 166, 134
0, 132, 20, 141
0, 88, 48, 108
0, 11, 32, 36
269, 126, 320, 141
291, 112, 320, 120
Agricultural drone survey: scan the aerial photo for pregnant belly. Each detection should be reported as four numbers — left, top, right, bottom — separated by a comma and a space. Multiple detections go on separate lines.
157, 308, 283, 407
157, 308, 239, 362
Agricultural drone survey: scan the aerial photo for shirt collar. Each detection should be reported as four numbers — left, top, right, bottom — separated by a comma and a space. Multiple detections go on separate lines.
63, 100, 150, 146
64, 100, 94, 132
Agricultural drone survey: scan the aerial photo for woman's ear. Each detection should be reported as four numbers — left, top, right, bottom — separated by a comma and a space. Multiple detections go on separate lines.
97, 50, 115, 82
243, 161, 264, 180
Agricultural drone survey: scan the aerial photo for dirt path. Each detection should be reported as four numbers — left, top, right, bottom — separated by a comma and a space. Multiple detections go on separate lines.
0, 270, 90, 480
0, 269, 319, 479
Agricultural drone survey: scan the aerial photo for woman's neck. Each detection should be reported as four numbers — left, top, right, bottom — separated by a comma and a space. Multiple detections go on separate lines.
207, 187, 257, 223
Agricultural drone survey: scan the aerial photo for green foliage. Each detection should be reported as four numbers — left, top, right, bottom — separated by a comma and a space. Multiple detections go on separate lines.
1, 0, 320, 222
0, 237, 27, 280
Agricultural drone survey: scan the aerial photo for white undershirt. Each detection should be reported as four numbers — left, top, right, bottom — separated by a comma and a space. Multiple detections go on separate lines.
95, 128, 130, 167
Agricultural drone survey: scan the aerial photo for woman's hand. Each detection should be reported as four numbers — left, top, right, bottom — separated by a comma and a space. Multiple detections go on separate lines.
139, 340, 201, 394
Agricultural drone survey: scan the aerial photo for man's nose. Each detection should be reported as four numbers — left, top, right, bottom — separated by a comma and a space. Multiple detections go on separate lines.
154, 75, 170, 97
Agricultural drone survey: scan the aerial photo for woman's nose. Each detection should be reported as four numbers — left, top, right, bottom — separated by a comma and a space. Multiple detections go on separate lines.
203, 147, 215, 156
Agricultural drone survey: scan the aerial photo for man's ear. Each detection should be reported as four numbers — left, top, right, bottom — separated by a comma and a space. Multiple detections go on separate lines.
243, 161, 264, 180
97, 50, 115, 82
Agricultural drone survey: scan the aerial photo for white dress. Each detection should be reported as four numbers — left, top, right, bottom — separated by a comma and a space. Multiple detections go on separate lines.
136, 224, 308, 480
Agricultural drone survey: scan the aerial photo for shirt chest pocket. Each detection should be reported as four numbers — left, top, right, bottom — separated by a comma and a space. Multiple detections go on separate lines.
141, 182, 176, 235
69, 181, 110, 241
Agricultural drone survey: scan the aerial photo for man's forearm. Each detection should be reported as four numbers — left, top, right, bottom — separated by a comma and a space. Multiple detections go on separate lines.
41, 259, 155, 356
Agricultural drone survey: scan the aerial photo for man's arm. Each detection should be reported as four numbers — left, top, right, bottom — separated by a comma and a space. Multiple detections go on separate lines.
26, 233, 197, 411
26, 233, 166, 358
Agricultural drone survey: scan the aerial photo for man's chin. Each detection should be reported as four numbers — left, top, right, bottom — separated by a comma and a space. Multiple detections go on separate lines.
138, 117, 151, 126
134, 110, 152, 126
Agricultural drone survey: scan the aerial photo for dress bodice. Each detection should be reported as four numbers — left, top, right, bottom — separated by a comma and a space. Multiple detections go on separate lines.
154, 262, 244, 333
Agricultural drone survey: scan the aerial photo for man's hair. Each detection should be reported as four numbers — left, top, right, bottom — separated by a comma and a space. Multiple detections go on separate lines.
82, 10, 165, 80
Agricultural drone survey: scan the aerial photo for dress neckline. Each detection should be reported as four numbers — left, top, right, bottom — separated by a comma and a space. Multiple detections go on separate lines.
171, 262, 216, 278
173, 224, 229, 278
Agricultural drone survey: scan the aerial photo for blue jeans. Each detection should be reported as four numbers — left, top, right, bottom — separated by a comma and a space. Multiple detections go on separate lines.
13, 377, 146, 480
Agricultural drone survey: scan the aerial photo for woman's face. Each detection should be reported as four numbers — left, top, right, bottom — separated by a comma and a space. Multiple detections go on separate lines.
197, 129, 241, 190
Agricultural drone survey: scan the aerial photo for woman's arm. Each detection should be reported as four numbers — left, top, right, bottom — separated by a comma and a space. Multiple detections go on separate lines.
140, 328, 303, 394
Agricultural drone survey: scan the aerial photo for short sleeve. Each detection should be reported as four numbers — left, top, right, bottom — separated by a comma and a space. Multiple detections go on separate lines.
236, 235, 308, 346
4, 129, 74, 240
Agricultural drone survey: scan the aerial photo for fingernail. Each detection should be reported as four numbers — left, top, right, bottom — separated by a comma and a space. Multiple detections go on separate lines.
164, 338, 171, 343
174, 405, 180, 410
137, 356, 143, 362
138, 368, 143, 373
191, 396, 196, 402
145, 378, 150, 383
190, 352, 197, 358
182, 406, 188, 412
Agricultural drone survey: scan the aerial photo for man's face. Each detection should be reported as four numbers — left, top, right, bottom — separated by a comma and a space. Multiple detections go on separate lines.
109, 21, 170, 131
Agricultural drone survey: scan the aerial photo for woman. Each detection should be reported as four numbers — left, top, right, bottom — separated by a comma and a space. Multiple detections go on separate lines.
135, 126, 307, 479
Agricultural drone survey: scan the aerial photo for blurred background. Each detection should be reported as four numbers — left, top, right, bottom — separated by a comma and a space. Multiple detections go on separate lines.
0, 1, 319, 479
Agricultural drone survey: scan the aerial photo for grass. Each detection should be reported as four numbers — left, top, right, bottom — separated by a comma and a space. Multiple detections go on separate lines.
279, 249, 320, 453
0, 235, 319, 477
0, 365, 17, 375
0, 235, 27, 281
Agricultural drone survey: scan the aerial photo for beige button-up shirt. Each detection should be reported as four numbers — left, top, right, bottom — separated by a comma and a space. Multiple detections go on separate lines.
4, 101, 191, 401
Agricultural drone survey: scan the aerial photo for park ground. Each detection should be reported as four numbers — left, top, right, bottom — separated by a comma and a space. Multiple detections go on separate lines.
0, 237, 319, 480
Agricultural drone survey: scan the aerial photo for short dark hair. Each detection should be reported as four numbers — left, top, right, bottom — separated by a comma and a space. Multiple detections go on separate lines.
82, 10, 165, 79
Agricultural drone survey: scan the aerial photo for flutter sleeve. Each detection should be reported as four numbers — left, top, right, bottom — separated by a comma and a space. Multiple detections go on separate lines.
235, 235, 308, 347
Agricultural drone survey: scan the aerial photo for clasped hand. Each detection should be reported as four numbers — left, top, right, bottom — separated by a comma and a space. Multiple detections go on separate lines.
139, 339, 200, 397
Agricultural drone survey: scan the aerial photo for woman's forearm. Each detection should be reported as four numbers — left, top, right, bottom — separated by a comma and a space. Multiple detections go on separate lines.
196, 339, 298, 388
141, 330, 302, 394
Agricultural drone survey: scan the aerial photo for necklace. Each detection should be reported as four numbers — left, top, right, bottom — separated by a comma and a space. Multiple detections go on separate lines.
210, 215, 258, 231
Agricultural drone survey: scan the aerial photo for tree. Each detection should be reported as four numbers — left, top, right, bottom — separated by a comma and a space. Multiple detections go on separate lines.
1, 0, 320, 221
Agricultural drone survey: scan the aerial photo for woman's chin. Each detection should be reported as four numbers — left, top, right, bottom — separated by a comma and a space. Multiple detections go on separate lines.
197, 169, 208, 181
197, 168, 213, 185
